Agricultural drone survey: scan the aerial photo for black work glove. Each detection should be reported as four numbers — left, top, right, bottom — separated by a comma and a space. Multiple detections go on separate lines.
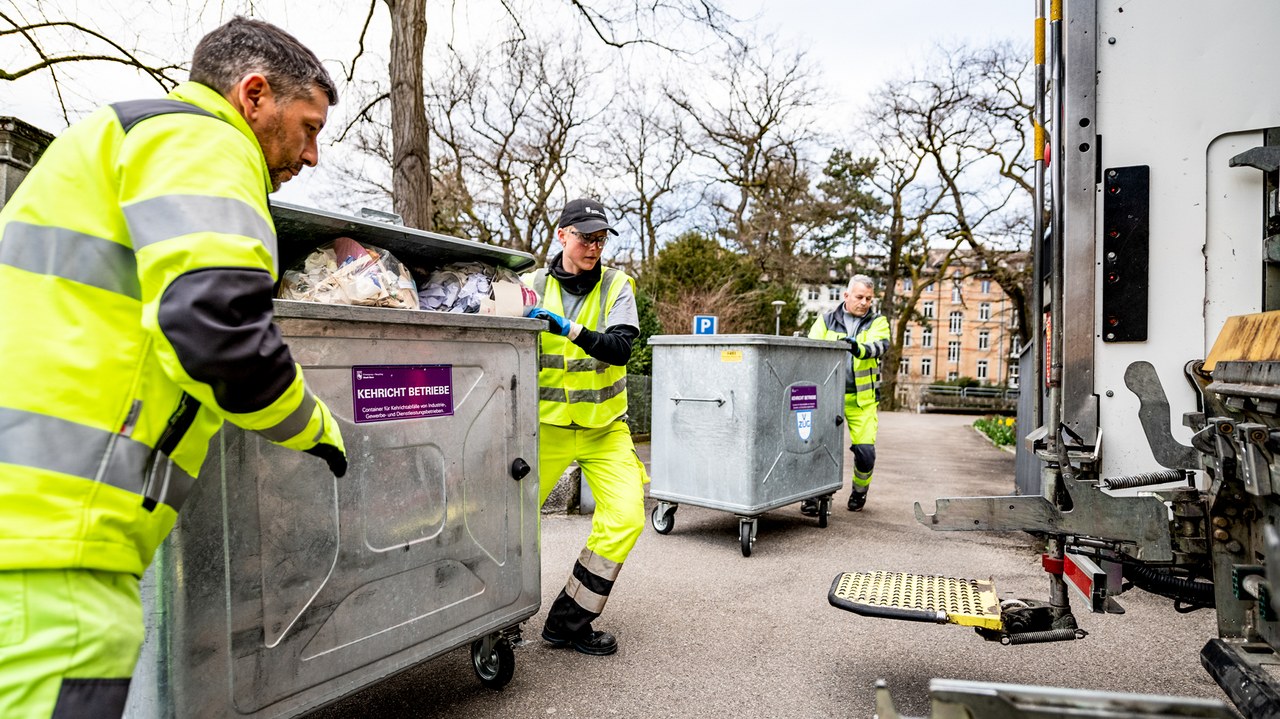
306, 443, 348, 478
845, 337, 867, 359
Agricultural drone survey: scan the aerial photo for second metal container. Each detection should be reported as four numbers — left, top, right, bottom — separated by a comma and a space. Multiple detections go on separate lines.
648, 334, 848, 556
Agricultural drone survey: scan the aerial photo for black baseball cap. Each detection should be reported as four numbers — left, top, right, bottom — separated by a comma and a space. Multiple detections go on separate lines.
557, 198, 618, 236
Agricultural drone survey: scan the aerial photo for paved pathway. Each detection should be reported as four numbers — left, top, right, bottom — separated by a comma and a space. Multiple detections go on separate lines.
308, 411, 1227, 718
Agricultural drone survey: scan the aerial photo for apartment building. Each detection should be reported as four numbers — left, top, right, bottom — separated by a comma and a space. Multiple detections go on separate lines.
798, 253, 1026, 395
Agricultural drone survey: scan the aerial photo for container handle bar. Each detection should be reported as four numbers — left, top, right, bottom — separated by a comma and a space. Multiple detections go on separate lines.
670, 395, 726, 407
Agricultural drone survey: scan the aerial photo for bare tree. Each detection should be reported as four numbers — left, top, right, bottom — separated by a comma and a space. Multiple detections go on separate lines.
667, 35, 823, 278
346, 0, 737, 232
604, 82, 695, 266
2, 3, 184, 124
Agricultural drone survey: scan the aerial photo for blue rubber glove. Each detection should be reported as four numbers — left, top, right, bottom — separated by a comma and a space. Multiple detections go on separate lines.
526, 307, 572, 336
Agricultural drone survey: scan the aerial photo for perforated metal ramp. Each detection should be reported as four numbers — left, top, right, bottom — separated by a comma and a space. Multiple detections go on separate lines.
828, 571, 1003, 630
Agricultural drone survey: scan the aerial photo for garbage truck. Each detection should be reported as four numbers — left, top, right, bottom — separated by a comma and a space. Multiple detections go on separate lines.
827, 1, 1280, 716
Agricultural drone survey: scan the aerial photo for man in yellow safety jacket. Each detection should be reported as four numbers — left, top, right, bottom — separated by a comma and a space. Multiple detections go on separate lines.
805, 274, 890, 513
0, 18, 346, 719
523, 198, 647, 656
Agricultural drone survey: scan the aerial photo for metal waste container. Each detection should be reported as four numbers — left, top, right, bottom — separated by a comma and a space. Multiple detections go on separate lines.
124, 203, 543, 718
647, 334, 847, 556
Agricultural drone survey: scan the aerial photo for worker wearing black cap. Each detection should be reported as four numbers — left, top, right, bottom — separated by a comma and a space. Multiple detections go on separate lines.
523, 198, 647, 656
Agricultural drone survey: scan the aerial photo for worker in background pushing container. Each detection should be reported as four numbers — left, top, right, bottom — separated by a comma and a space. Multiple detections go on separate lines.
802, 274, 890, 513
0, 18, 347, 719
523, 198, 648, 656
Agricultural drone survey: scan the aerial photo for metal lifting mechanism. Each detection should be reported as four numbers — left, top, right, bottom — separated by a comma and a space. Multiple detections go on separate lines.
827, 1, 1280, 716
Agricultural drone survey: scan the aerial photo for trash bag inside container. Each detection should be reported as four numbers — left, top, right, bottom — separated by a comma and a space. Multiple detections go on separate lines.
416, 262, 538, 316
278, 237, 420, 309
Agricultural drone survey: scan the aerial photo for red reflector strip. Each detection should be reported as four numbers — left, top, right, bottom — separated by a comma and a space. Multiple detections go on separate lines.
1042, 554, 1064, 575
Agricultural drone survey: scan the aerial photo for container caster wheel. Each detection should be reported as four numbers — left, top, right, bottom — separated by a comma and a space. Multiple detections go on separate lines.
471, 633, 515, 690
651, 503, 677, 535
818, 496, 831, 529
739, 518, 756, 557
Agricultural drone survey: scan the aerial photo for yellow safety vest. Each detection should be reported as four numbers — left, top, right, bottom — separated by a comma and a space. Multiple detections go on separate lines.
526, 266, 632, 428
809, 309, 891, 408
0, 82, 332, 576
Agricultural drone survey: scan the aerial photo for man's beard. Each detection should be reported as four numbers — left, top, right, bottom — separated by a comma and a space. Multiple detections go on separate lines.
262, 112, 300, 192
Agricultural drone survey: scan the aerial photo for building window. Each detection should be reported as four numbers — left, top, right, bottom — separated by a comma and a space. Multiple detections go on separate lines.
981, 279, 991, 293
978, 330, 990, 350
1011, 335, 1022, 355
977, 360, 988, 380
1009, 363, 1020, 388
979, 302, 991, 321
902, 277, 913, 292
949, 311, 963, 335
921, 357, 933, 376
899, 357, 910, 375
828, 286, 841, 301
951, 284, 962, 303
946, 371, 959, 381
904, 326, 912, 347
947, 340, 960, 363
922, 301, 935, 319
922, 327, 934, 348
924, 282, 935, 294
807, 286, 819, 301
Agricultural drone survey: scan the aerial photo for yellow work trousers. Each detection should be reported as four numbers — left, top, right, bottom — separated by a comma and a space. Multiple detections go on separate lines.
845, 394, 879, 489
538, 420, 648, 563
0, 569, 142, 719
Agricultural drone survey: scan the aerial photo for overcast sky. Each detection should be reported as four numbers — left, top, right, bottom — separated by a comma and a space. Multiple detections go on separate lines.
2, 1, 1029, 206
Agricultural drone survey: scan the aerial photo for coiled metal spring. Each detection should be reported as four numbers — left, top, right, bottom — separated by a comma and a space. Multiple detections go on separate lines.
1100, 469, 1187, 490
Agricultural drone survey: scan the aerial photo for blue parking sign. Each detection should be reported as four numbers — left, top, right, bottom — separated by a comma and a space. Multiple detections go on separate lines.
693, 315, 718, 335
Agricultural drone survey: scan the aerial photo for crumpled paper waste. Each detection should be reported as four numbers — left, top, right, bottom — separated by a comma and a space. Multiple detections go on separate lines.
279, 237, 419, 309
417, 262, 537, 316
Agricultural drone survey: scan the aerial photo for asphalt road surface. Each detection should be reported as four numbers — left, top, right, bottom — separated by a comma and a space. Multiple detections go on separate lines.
307, 411, 1230, 718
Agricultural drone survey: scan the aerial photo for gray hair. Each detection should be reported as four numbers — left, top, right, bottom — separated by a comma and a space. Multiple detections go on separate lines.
847, 274, 875, 292
190, 17, 338, 106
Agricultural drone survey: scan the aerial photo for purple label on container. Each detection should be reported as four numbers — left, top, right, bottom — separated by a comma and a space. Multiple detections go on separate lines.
352, 364, 453, 423
789, 384, 818, 411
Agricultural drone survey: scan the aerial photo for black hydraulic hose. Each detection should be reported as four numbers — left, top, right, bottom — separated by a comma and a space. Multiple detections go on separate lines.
1124, 562, 1215, 608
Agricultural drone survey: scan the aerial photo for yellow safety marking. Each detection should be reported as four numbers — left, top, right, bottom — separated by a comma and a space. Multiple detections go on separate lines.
1035, 18, 1045, 64
1051, 0, 1061, 22
720, 350, 743, 363
1034, 124, 1045, 161
832, 571, 1003, 630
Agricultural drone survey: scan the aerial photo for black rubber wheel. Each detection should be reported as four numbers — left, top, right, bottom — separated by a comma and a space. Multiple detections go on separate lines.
651, 505, 676, 534
471, 635, 515, 690
818, 497, 830, 529
739, 522, 753, 557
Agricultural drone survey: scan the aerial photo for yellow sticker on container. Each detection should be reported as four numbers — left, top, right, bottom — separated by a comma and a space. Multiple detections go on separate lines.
720, 350, 743, 363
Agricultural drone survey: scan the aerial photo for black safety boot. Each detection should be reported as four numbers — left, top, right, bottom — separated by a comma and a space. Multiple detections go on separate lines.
847, 489, 868, 512
542, 622, 618, 656
800, 498, 819, 516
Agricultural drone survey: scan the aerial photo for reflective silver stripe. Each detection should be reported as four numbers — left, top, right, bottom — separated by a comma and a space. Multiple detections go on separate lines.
566, 358, 600, 373
0, 222, 140, 299
540, 354, 566, 370
853, 368, 876, 379
578, 548, 622, 581
566, 376, 626, 405
564, 575, 609, 614
124, 195, 277, 260
145, 457, 197, 511
254, 391, 316, 443
539, 386, 566, 403
0, 407, 147, 494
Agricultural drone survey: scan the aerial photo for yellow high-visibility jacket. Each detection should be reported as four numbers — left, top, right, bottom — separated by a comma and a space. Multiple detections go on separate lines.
0, 81, 342, 576
525, 266, 633, 428
809, 308, 891, 408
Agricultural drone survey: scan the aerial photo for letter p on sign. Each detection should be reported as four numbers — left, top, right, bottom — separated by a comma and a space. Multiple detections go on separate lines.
693, 315, 718, 335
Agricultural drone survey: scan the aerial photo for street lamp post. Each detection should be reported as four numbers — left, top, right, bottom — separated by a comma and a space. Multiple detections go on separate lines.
771, 300, 786, 336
